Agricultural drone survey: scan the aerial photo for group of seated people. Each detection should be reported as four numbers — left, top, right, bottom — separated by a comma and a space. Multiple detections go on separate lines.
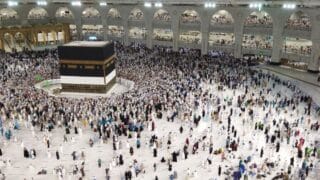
242, 36, 273, 49
181, 13, 200, 23
129, 29, 147, 39
56, 10, 73, 18
28, 12, 48, 20
82, 11, 100, 18
154, 12, 171, 21
153, 34, 173, 41
107, 10, 121, 19
282, 60, 308, 70
211, 15, 233, 25
285, 18, 311, 31
129, 11, 144, 20
82, 27, 103, 38
180, 35, 201, 44
108, 27, 124, 37
244, 15, 272, 26
209, 33, 234, 46
209, 39, 234, 46
0, 14, 18, 21
283, 45, 312, 55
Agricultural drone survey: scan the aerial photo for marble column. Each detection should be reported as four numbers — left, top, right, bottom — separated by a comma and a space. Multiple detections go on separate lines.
270, 11, 285, 65
308, 16, 320, 73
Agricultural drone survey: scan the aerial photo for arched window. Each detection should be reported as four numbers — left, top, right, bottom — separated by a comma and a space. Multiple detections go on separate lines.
244, 11, 272, 27
55, 7, 74, 18
154, 9, 171, 21
0, 8, 18, 20
181, 10, 200, 23
211, 10, 234, 25
82, 7, 100, 18
28, 7, 48, 19
107, 8, 121, 19
286, 11, 311, 31
129, 9, 144, 20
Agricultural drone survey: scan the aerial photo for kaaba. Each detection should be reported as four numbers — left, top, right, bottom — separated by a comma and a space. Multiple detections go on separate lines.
58, 41, 116, 93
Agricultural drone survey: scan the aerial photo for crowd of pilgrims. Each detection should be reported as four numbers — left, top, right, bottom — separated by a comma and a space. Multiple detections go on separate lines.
0, 43, 319, 180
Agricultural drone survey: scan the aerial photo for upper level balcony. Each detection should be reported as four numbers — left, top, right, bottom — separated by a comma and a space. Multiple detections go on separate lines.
56, 17, 75, 24
81, 17, 102, 25
209, 24, 234, 33
243, 24, 273, 35
107, 17, 122, 26
153, 40, 173, 47
0, 19, 21, 27
153, 20, 172, 29
280, 51, 311, 63
242, 47, 272, 56
128, 19, 145, 27
209, 43, 235, 54
28, 18, 50, 25
283, 28, 311, 40
178, 41, 201, 49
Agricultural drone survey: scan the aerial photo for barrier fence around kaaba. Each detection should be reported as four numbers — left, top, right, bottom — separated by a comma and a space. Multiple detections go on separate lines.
58, 41, 116, 93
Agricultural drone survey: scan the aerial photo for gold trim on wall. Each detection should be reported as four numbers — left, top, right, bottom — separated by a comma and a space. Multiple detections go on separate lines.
85, 65, 95, 69
68, 64, 78, 69
60, 54, 115, 65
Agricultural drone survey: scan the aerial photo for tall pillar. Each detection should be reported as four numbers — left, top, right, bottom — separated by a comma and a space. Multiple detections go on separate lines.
101, 16, 108, 41
308, 17, 320, 73
145, 17, 153, 49
201, 31, 209, 55
270, 11, 285, 65
172, 11, 179, 52
123, 20, 129, 46
200, 11, 210, 55
233, 13, 244, 59
0, 33, 3, 50
74, 18, 82, 40
201, 16, 209, 55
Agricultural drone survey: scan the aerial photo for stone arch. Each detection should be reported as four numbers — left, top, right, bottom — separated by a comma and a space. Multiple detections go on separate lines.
55, 7, 74, 18
285, 11, 311, 30
211, 10, 234, 25
128, 8, 144, 20
180, 10, 201, 23
107, 8, 121, 19
3, 32, 14, 49
28, 7, 48, 19
14, 32, 25, 40
0, 8, 19, 20
4, 32, 13, 39
244, 11, 273, 26
153, 9, 171, 21
82, 7, 100, 18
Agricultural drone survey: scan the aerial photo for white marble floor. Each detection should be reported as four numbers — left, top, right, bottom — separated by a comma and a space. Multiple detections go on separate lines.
1, 66, 320, 180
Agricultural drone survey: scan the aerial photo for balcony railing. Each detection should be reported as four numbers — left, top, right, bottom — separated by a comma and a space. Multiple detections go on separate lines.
0, 19, 20, 26
28, 18, 50, 25
153, 40, 173, 46
56, 17, 75, 24
178, 41, 201, 49
81, 17, 102, 25
242, 47, 272, 56
280, 51, 311, 63
209, 43, 235, 53
107, 18, 122, 25
283, 29, 311, 39
243, 26, 273, 34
